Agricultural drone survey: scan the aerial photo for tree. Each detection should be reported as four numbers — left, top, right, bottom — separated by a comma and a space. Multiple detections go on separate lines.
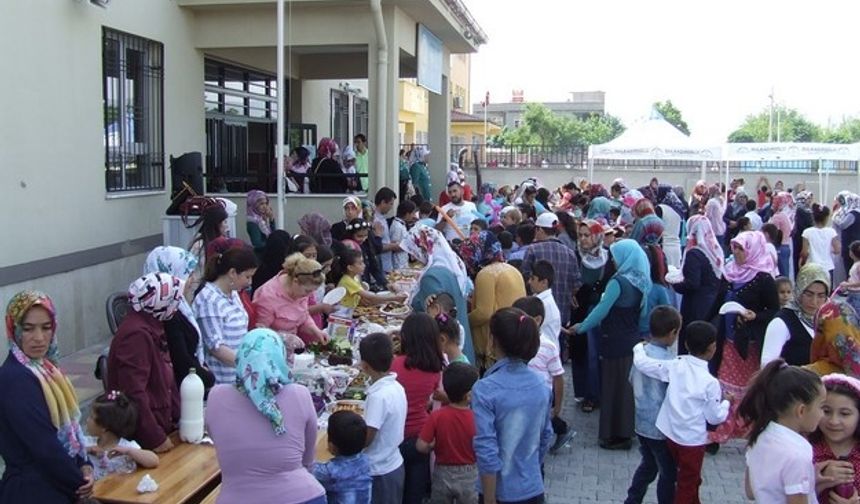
653, 100, 690, 136
727, 106, 822, 143
496, 103, 625, 147
822, 118, 860, 143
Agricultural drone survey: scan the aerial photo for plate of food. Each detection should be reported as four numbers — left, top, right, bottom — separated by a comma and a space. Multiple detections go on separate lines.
322, 287, 347, 305
326, 399, 366, 417
380, 303, 411, 318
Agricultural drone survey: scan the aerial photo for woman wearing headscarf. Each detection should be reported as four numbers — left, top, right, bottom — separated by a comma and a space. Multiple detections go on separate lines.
793, 190, 815, 277
769, 191, 794, 277
833, 191, 860, 279
656, 202, 683, 269
704, 184, 727, 255
723, 187, 749, 244
331, 195, 364, 242
761, 263, 830, 368
252, 230, 294, 294
586, 196, 614, 223
246, 190, 276, 255
143, 246, 216, 393
409, 146, 432, 203
400, 224, 475, 363
571, 220, 616, 413
206, 329, 325, 504
0, 292, 93, 502
689, 180, 708, 215
108, 273, 184, 452
458, 231, 526, 370
808, 292, 860, 377
630, 198, 665, 246
658, 185, 689, 221
298, 212, 333, 248
310, 137, 347, 194
671, 215, 723, 354
572, 240, 651, 450
709, 231, 779, 448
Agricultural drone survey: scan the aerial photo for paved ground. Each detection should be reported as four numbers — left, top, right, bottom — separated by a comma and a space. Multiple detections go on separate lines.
543, 365, 749, 503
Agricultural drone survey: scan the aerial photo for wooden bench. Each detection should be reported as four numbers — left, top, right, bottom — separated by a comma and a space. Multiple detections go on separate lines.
93, 433, 220, 504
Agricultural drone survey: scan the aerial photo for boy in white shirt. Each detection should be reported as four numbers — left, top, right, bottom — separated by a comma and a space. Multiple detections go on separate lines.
389, 200, 416, 271
632, 321, 730, 504
358, 333, 407, 504
514, 296, 574, 454
527, 260, 561, 347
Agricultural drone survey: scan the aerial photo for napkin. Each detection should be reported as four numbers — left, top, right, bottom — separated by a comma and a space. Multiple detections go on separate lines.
136, 474, 159, 494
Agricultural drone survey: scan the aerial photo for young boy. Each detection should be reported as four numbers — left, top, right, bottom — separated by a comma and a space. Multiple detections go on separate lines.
527, 260, 561, 348
313, 411, 373, 504
389, 200, 416, 270
470, 218, 488, 236
358, 333, 407, 504
416, 362, 480, 504
513, 296, 574, 454
632, 321, 730, 504
417, 201, 436, 228
498, 231, 515, 261
508, 223, 535, 261
625, 306, 681, 504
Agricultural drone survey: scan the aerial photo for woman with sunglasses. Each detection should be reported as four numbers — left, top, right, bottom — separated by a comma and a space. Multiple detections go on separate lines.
253, 253, 330, 345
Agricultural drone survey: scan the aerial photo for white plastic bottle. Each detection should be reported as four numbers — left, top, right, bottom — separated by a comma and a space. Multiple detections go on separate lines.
179, 368, 205, 443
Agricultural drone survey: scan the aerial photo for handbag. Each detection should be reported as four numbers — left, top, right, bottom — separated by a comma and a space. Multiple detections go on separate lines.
168, 182, 223, 228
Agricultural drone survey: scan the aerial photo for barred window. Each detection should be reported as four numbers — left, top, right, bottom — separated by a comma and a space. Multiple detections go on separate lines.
102, 28, 164, 192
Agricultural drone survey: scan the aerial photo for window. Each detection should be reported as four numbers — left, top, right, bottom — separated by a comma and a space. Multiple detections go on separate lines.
102, 28, 164, 192
353, 98, 369, 140
331, 89, 349, 148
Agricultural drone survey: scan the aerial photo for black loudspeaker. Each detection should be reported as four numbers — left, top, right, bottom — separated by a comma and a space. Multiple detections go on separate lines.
169, 152, 204, 198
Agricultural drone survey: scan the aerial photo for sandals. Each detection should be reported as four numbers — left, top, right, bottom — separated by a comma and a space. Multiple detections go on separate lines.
581, 400, 596, 413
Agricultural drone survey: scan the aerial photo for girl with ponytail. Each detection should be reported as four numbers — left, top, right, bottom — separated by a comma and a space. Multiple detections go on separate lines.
740, 359, 825, 502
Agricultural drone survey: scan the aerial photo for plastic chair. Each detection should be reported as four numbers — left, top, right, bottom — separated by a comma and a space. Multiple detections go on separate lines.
95, 292, 129, 390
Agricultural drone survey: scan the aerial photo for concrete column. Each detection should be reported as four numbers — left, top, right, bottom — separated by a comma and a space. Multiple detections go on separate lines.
383, 12, 400, 194
428, 74, 451, 202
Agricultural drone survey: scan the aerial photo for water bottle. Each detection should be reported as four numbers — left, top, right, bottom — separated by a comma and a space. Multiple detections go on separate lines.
179, 368, 205, 443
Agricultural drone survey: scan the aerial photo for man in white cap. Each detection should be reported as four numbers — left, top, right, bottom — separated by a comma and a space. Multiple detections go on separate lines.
331, 195, 363, 241
522, 212, 582, 328
436, 175, 478, 242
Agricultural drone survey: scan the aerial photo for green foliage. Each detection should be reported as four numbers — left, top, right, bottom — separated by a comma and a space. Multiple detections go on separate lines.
822, 118, 860, 143
496, 103, 625, 148
727, 106, 822, 143
653, 100, 690, 136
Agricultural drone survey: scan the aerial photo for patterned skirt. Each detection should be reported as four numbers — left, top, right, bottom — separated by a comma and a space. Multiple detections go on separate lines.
709, 342, 760, 444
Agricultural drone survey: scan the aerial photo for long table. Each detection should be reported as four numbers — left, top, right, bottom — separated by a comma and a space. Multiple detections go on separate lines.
93, 433, 220, 504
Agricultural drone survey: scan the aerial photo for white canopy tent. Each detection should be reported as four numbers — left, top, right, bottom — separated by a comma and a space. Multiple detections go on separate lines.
724, 142, 860, 204
587, 109, 722, 180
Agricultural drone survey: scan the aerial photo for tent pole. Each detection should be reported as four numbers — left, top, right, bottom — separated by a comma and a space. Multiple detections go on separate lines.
818, 159, 823, 201
700, 160, 706, 181
275, 0, 285, 229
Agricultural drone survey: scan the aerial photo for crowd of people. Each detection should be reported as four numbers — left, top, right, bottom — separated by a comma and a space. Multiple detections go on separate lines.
5, 165, 860, 504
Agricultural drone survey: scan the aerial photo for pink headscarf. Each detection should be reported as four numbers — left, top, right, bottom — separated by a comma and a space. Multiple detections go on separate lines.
317, 138, 338, 159
723, 231, 776, 284
684, 215, 724, 279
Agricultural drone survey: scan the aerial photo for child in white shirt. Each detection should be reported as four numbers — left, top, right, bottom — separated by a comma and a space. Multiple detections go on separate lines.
738, 359, 825, 504
515, 296, 573, 454
632, 321, 729, 503
527, 260, 561, 347
85, 391, 159, 480
389, 201, 416, 271
358, 333, 408, 504
802, 204, 840, 275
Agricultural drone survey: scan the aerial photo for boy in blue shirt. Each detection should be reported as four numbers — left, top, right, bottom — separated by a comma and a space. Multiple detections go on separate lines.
625, 306, 680, 504
314, 411, 372, 504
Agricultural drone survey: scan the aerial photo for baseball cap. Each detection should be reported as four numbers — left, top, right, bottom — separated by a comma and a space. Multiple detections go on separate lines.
535, 212, 558, 229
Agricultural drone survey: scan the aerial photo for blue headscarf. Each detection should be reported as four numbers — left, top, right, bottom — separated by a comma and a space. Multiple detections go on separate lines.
609, 240, 652, 326
235, 329, 293, 435
587, 196, 613, 222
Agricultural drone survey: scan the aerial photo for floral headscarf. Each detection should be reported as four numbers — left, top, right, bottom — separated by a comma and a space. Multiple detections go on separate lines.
317, 138, 338, 159
143, 246, 202, 358
631, 199, 665, 246
723, 231, 776, 284
246, 190, 272, 236
400, 224, 472, 296
409, 145, 430, 165
809, 294, 860, 377
609, 240, 652, 324
788, 263, 831, 330
298, 213, 333, 247
456, 231, 503, 278
128, 272, 185, 321
772, 191, 795, 215
577, 219, 608, 270
795, 191, 814, 212
5, 291, 87, 460
833, 191, 860, 229
684, 215, 724, 279
235, 329, 292, 435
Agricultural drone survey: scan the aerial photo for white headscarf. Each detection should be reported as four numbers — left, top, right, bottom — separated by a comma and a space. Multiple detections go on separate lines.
399, 224, 472, 296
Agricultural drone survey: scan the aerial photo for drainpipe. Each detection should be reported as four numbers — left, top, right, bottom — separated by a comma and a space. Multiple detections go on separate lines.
370, 0, 387, 191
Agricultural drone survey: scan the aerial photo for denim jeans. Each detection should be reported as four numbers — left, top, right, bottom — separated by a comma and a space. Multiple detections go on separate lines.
777, 244, 791, 277
624, 435, 676, 504
399, 437, 430, 504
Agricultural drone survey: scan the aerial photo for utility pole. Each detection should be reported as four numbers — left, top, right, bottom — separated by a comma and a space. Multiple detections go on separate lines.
768, 87, 774, 143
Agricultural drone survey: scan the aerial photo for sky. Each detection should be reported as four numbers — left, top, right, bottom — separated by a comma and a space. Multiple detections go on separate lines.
465, 0, 860, 143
